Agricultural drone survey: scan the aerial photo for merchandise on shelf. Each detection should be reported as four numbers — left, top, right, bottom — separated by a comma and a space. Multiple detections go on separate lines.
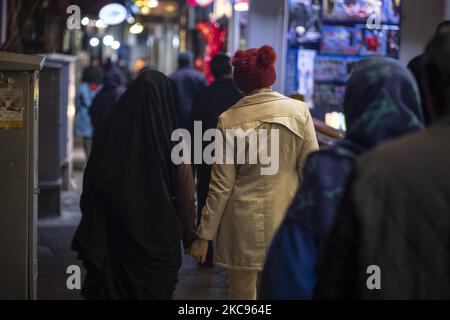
285, 0, 402, 121
297, 49, 316, 107
313, 83, 346, 112
285, 47, 300, 96
322, 0, 401, 24
287, 0, 322, 46
320, 25, 361, 55
356, 24, 400, 57
315, 56, 345, 82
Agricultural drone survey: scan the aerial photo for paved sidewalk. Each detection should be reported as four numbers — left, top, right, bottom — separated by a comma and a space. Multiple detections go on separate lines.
37, 171, 228, 300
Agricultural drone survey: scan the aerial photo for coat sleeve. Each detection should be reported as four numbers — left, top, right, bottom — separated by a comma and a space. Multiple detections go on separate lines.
297, 111, 319, 180
197, 117, 236, 241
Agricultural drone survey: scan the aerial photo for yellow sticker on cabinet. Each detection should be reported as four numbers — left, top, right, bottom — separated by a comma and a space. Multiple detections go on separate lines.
0, 89, 23, 129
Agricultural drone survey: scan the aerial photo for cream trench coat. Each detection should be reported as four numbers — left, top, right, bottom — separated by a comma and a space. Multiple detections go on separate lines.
197, 90, 319, 270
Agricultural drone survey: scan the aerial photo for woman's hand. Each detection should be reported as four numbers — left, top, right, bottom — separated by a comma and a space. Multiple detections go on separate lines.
189, 238, 209, 264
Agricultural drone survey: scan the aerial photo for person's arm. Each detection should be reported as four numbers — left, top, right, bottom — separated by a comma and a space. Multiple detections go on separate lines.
77, 84, 89, 111
196, 117, 236, 241
174, 163, 197, 250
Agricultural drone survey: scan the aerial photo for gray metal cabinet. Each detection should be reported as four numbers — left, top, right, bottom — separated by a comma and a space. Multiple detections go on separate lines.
0, 51, 43, 299
38, 54, 76, 217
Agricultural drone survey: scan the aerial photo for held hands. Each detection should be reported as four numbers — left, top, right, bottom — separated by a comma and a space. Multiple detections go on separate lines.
188, 238, 209, 264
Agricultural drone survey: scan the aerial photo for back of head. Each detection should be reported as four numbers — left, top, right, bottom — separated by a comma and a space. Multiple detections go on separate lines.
423, 32, 450, 119
93, 69, 179, 190
102, 67, 123, 89
178, 51, 194, 69
343, 56, 424, 148
82, 66, 103, 84
435, 20, 450, 36
210, 53, 232, 80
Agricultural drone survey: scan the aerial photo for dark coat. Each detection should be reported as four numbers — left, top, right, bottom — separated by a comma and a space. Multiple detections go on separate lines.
170, 67, 208, 129
190, 78, 242, 217
408, 54, 430, 125
316, 117, 450, 299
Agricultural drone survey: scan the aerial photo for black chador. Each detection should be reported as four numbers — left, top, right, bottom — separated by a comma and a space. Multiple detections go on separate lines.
72, 70, 196, 300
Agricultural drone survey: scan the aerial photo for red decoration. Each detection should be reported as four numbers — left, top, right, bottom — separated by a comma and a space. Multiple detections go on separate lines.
196, 19, 227, 83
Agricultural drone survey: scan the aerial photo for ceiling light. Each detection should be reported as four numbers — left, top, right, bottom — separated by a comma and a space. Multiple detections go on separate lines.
129, 22, 144, 34
148, 0, 158, 8
99, 3, 127, 25
95, 19, 107, 28
111, 41, 121, 50
234, 0, 249, 12
81, 17, 89, 26
89, 37, 100, 47
103, 35, 114, 46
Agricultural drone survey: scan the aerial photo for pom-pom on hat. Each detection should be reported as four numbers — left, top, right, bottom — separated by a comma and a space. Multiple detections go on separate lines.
232, 45, 277, 93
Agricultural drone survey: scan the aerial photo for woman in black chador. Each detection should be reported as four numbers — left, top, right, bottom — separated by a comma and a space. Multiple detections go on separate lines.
72, 70, 197, 300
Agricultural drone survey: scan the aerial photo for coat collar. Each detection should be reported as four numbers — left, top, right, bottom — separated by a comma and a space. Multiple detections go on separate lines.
231, 90, 288, 109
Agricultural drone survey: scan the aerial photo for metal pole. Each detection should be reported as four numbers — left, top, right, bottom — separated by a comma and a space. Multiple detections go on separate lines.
0, 0, 7, 48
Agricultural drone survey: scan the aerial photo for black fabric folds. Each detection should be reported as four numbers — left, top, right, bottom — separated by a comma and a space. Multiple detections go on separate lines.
72, 70, 186, 299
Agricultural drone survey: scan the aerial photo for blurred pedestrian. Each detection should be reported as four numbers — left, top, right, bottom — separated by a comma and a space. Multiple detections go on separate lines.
262, 56, 424, 299
316, 33, 450, 299
408, 20, 450, 125
189, 46, 319, 300
75, 67, 102, 158
90, 68, 126, 139
72, 70, 197, 300
170, 51, 208, 129
190, 53, 243, 267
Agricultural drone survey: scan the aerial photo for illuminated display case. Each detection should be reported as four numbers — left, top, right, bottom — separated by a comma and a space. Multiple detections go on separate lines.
285, 0, 403, 129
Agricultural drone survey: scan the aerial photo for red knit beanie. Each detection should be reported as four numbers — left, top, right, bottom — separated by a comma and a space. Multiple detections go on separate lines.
232, 45, 277, 93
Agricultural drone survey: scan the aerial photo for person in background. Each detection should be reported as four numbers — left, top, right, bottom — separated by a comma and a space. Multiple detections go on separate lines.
408, 20, 450, 125
170, 51, 208, 129
72, 70, 197, 300
315, 32, 450, 300
75, 67, 102, 158
261, 56, 424, 300
118, 59, 133, 87
90, 68, 126, 139
189, 53, 243, 267
189, 46, 319, 300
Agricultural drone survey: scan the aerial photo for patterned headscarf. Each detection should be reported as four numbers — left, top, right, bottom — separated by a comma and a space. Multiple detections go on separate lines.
343, 56, 424, 153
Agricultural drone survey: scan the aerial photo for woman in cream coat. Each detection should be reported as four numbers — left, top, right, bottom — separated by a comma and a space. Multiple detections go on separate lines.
190, 46, 319, 300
